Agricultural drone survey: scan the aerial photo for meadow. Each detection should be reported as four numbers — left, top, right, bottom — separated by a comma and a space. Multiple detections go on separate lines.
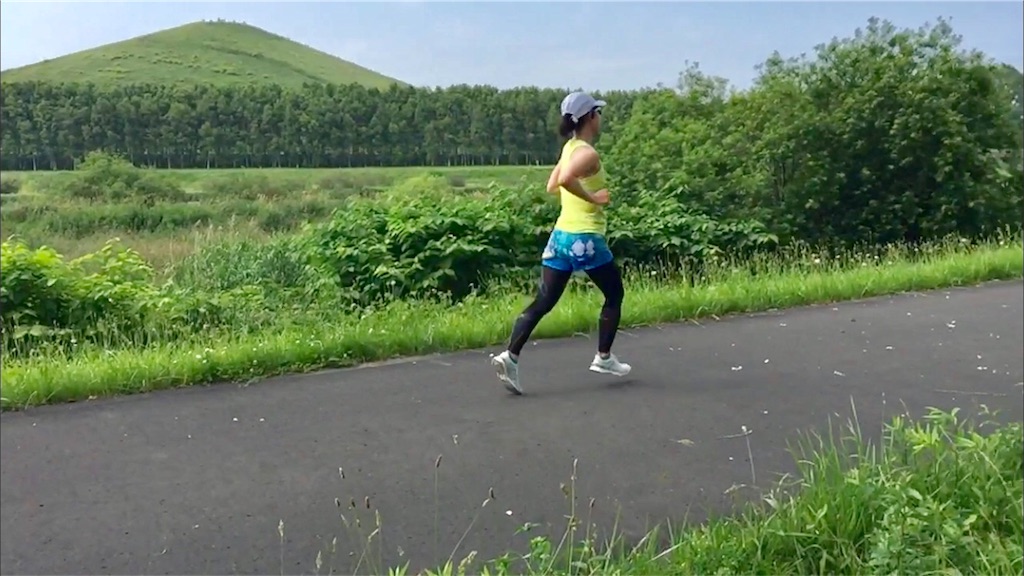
0, 162, 547, 269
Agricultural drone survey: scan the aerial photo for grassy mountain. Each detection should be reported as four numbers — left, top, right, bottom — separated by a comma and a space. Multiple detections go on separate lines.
0, 20, 405, 90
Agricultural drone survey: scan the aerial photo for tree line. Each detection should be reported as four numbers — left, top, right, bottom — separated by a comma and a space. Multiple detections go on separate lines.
0, 81, 644, 171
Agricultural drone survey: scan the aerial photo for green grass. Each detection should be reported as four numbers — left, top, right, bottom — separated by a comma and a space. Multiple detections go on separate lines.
389, 405, 1022, 576
2, 235, 1020, 411
2, 164, 546, 196
0, 164, 549, 267
0, 20, 405, 89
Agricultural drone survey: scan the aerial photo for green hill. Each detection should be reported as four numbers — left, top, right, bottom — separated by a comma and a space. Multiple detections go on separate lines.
0, 20, 406, 89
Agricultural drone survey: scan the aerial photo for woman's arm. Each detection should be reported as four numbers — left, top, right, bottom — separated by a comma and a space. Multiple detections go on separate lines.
546, 164, 562, 194
556, 147, 605, 204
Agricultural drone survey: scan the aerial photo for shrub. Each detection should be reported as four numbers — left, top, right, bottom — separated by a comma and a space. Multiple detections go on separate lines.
169, 233, 335, 307
200, 172, 299, 201
0, 195, 339, 239
299, 175, 778, 305
48, 151, 188, 204
315, 171, 391, 196
299, 174, 521, 305
1, 238, 158, 349
0, 237, 243, 356
0, 176, 21, 196
447, 174, 467, 188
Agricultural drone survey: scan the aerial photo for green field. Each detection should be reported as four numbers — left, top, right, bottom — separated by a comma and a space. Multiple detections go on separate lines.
0, 20, 405, 89
0, 163, 548, 269
2, 164, 545, 195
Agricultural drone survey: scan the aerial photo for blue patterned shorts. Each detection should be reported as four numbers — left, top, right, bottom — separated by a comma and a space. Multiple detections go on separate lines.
541, 229, 614, 272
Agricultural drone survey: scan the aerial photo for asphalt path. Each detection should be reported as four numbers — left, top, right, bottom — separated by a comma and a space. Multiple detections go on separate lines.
2, 280, 1022, 575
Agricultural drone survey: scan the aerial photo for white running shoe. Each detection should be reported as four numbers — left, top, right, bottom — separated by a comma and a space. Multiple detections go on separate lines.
491, 350, 522, 395
589, 353, 631, 376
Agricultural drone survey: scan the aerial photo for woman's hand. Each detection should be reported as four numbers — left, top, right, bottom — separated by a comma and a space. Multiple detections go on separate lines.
590, 189, 610, 205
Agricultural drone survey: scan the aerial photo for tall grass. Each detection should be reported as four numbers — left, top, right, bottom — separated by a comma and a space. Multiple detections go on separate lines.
398, 405, 1023, 576
0, 164, 546, 264
263, 404, 1022, 575
2, 234, 1020, 410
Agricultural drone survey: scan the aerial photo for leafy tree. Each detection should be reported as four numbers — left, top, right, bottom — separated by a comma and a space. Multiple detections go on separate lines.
606, 17, 1023, 247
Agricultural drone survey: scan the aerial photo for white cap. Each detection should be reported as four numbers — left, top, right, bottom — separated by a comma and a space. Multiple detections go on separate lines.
560, 91, 606, 123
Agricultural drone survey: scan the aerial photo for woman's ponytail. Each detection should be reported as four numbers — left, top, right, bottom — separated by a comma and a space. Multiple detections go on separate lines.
558, 113, 578, 138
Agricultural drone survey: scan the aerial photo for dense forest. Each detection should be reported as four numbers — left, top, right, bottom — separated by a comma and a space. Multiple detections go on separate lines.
0, 82, 646, 170
3, 61, 1019, 172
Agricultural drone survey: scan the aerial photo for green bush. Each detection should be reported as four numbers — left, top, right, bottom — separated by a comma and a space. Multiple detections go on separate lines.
253, 196, 334, 232
200, 172, 299, 201
315, 171, 392, 196
1, 238, 156, 348
447, 174, 467, 188
1, 202, 219, 237
0, 237, 245, 356
298, 174, 777, 305
46, 151, 188, 204
169, 233, 335, 307
0, 176, 21, 196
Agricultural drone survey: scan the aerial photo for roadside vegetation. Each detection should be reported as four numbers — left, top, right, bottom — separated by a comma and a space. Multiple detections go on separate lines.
376, 406, 1021, 576
3, 227, 1018, 410
2, 17, 1022, 411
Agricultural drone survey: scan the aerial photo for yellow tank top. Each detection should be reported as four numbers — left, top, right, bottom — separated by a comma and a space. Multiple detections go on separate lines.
553, 137, 608, 235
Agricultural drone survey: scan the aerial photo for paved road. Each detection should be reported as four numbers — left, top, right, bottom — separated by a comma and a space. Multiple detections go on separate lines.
2, 281, 1022, 576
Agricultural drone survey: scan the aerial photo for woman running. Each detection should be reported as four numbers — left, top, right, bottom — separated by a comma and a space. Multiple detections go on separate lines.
491, 91, 631, 395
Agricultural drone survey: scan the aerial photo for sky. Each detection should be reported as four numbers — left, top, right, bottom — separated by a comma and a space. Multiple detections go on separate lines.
1, 1, 1022, 92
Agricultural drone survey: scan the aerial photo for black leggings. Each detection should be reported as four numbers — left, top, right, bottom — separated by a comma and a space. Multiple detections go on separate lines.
507, 261, 624, 356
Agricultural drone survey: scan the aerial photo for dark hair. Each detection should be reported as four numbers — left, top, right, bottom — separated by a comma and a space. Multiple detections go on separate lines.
558, 108, 599, 138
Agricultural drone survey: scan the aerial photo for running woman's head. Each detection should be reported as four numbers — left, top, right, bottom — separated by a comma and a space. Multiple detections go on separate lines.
558, 91, 606, 140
